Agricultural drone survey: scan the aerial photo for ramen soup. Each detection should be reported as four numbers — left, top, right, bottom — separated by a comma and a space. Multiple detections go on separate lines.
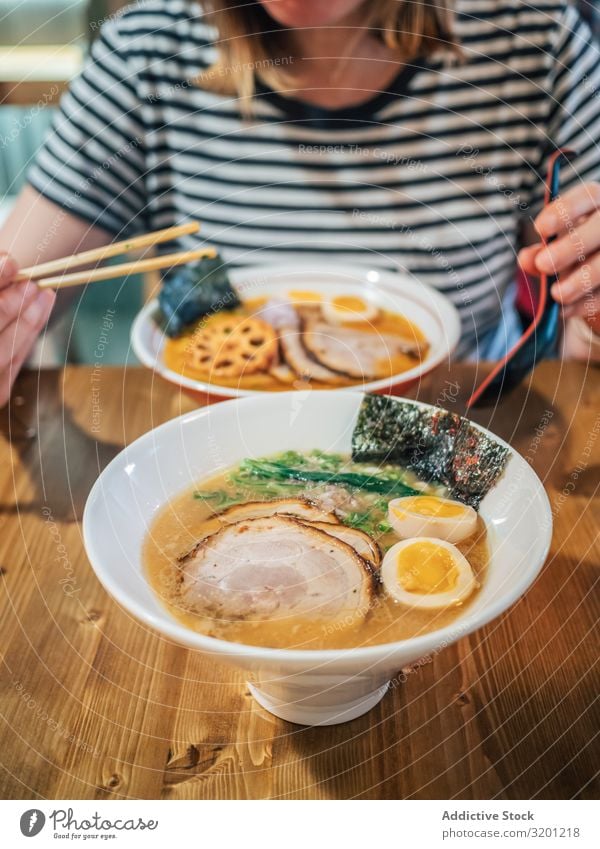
144, 451, 489, 650
163, 292, 428, 391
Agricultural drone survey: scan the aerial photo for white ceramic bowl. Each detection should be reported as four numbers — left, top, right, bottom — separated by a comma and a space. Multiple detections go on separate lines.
83, 392, 552, 726
131, 263, 461, 401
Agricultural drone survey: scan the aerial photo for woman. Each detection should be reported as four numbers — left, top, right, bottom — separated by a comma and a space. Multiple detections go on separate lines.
1, 0, 599, 406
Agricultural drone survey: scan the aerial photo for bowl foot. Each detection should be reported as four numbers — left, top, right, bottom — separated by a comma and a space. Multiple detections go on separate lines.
248, 681, 390, 726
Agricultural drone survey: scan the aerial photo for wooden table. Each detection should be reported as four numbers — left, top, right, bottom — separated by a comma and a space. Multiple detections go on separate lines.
0, 362, 598, 800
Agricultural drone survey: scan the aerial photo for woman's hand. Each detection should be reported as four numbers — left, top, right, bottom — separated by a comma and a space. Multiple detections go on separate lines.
518, 182, 600, 334
0, 252, 55, 408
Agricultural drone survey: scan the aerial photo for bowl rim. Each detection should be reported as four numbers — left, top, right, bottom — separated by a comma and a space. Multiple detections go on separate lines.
130, 262, 462, 398
82, 392, 553, 665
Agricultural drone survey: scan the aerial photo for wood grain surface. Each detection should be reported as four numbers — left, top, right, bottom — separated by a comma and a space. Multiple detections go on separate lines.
0, 362, 598, 800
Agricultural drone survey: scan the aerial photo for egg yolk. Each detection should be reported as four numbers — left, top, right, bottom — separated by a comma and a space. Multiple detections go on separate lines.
331, 295, 368, 314
394, 496, 466, 519
288, 289, 322, 303
396, 541, 459, 594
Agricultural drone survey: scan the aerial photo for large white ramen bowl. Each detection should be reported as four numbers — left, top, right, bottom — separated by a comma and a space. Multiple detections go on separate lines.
83, 393, 552, 726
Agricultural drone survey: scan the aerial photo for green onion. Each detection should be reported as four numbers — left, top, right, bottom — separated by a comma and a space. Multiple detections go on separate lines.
239, 458, 419, 497
192, 490, 240, 507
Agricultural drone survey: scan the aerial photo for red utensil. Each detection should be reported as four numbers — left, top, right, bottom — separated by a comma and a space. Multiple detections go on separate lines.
466, 148, 575, 409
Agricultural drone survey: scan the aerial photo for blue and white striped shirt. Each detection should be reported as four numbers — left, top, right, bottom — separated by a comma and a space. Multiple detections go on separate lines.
28, 0, 600, 357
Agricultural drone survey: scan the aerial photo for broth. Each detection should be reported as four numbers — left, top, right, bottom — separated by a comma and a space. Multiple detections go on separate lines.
163, 293, 428, 391
143, 452, 488, 650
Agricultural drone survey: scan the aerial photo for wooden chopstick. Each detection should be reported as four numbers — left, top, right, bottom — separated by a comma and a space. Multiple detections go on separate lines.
18, 221, 201, 281
36, 247, 216, 290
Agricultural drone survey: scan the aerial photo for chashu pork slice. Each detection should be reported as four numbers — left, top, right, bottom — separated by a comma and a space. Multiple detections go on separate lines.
279, 328, 343, 384
303, 320, 426, 380
215, 497, 339, 525
183, 497, 339, 558
178, 515, 374, 623
303, 521, 382, 570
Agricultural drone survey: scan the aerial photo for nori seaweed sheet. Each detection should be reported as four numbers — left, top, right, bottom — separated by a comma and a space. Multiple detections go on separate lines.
157, 254, 240, 337
352, 395, 509, 509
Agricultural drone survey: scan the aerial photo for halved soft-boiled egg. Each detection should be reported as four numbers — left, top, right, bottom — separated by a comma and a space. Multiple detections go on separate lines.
388, 495, 477, 543
322, 294, 379, 324
382, 538, 477, 609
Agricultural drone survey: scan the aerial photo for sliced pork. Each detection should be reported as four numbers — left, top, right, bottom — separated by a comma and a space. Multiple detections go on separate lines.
178, 515, 374, 622
279, 329, 343, 384
269, 361, 297, 384
260, 298, 300, 330
183, 497, 339, 557
303, 320, 425, 380
304, 521, 382, 569
216, 497, 339, 525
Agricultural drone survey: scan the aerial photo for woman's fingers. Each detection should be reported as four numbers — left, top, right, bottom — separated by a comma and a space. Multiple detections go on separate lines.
0, 281, 40, 333
562, 291, 600, 332
518, 243, 579, 285
534, 209, 600, 275
518, 243, 543, 276
525, 181, 600, 318
0, 252, 19, 289
535, 181, 600, 240
0, 289, 56, 408
0, 288, 56, 372
550, 253, 600, 305
0, 249, 59, 407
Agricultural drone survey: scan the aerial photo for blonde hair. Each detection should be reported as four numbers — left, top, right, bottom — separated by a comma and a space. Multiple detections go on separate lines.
199, 0, 460, 104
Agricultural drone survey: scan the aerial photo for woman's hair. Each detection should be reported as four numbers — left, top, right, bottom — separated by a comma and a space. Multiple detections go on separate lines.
199, 0, 460, 104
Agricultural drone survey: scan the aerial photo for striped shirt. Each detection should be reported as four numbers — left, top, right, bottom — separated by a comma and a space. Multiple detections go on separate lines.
28, 0, 600, 357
